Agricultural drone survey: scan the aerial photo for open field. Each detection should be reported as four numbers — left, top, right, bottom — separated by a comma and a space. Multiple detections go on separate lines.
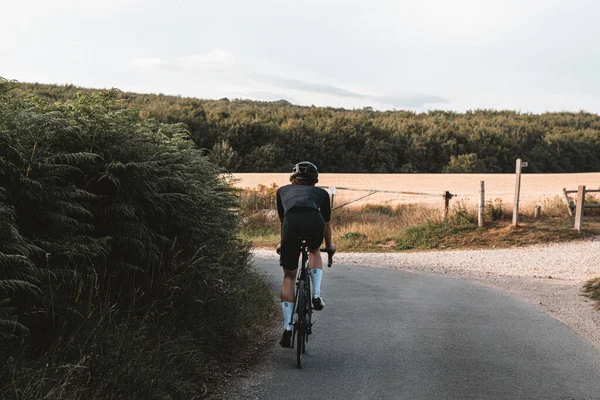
234, 172, 600, 252
231, 172, 600, 209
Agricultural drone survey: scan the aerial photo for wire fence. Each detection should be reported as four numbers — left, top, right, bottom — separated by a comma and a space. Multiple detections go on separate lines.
317, 185, 456, 219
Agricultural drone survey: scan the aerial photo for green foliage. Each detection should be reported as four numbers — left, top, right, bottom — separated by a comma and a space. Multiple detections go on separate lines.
449, 200, 477, 225
16, 82, 600, 174
586, 194, 599, 205
486, 198, 505, 221
394, 202, 475, 250
395, 220, 474, 250
0, 78, 274, 398
210, 140, 240, 170
443, 153, 486, 173
341, 232, 368, 240
583, 277, 600, 301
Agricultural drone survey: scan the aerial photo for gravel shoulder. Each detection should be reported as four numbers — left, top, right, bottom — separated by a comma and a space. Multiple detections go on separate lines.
253, 236, 600, 350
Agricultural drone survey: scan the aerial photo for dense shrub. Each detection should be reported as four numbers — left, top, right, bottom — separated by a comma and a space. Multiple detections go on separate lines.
0, 79, 274, 398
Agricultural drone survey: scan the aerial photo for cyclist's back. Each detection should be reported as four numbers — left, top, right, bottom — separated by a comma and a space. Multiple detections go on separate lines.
277, 184, 331, 221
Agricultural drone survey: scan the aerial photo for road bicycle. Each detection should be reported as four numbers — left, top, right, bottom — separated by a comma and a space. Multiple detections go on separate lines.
290, 239, 334, 368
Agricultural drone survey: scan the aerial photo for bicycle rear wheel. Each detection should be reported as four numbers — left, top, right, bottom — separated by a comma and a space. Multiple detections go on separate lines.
296, 280, 305, 368
303, 273, 311, 353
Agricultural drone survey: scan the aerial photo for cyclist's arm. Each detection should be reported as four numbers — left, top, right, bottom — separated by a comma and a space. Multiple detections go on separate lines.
276, 189, 284, 223
325, 221, 333, 249
276, 189, 284, 251
321, 189, 334, 250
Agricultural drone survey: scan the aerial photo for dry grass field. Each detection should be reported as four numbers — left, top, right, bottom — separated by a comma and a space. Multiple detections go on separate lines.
233, 172, 600, 252
230, 172, 600, 210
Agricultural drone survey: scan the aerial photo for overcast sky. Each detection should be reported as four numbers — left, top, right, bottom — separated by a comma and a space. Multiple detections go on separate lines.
3, 0, 600, 112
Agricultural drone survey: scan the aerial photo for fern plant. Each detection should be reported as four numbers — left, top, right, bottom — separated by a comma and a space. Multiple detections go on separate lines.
1, 79, 272, 398
0, 152, 40, 340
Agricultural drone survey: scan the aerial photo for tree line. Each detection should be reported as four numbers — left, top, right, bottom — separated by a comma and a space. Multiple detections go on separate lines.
18, 82, 600, 173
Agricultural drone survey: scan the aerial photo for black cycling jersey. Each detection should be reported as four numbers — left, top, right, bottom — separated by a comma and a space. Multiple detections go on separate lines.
276, 184, 331, 223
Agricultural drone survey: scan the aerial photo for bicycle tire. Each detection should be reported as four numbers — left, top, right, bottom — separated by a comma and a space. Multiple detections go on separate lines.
303, 273, 311, 352
296, 279, 305, 368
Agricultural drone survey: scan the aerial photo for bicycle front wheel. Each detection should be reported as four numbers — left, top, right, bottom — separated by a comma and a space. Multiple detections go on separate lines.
296, 280, 305, 368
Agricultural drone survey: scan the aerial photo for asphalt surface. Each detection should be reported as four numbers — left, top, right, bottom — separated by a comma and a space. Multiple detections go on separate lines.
225, 256, 600, 400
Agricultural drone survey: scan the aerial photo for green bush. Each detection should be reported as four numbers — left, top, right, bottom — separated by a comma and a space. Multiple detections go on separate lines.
486, 198, 505, 221
449, 200, 476, 225
341, 232, 368, 240
443, 153, 486, 173
394, 220, 449, 250
395, 217, 475, 250
0, 79, 274, 398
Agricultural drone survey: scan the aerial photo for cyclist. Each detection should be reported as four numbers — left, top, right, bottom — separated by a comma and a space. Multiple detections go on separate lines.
276, 161, 335, 348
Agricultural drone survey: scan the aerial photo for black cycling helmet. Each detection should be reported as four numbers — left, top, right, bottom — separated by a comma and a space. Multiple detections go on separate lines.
290, 161, 319, 182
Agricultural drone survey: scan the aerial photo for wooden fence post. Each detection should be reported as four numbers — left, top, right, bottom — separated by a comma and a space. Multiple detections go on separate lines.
478, 181, 485, 227
574, 185, 586, 231
442, 191, 450, 222
513, 158, 527, 226
562, 188, 574, 217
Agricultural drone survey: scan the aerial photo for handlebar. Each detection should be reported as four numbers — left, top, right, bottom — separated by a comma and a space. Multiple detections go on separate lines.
275, 246, 335, 267
320, 248, 335, 268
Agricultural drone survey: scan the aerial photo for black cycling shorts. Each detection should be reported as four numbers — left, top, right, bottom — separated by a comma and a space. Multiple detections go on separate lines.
280, 208, 326, 270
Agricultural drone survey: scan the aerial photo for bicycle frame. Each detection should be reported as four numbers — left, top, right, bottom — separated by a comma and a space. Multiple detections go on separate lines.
287, 241, 333, 368
291, 241, 312, 351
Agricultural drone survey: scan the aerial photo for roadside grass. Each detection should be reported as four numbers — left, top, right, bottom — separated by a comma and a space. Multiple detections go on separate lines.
398, 217, 600, 251
583, 277, 600, 308
2, 264, 276, 400
237, 186, 600, 252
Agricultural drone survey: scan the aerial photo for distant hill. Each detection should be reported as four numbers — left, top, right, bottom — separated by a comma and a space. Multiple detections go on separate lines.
16, 81, 600, 173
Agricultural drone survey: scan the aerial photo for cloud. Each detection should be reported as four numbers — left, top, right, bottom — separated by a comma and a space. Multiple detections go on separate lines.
177, 49, 235, 70
128, 57, 169, 69
373, 94, 449, 108
251, 73, 448, 108
251, 74, 363, 98
128, 49, 235, 72
126, 53, 447, 108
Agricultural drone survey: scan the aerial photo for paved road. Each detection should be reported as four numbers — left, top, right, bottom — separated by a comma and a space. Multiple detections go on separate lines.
226, 257, 600, 400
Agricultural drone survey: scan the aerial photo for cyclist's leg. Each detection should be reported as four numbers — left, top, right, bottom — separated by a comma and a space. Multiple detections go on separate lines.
308, 248, 323, 296
280, 235, 302, 306
279, 262, 298, 348
280, 215, 301, 303
308, 248, 323, 271
307, 212, 326, 309
306, 210, 326, 274
308, 249, 324, 310
279, 219, 301, 347
280, 245, 300, 329
281, 266, 297, 304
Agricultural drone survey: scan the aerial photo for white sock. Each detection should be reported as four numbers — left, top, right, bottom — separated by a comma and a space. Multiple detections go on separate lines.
281, 302, 294, 331
310, 269, 323, 297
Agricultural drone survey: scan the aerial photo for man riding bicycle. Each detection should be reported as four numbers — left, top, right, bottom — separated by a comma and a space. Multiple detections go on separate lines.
276, 161, 336, 348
